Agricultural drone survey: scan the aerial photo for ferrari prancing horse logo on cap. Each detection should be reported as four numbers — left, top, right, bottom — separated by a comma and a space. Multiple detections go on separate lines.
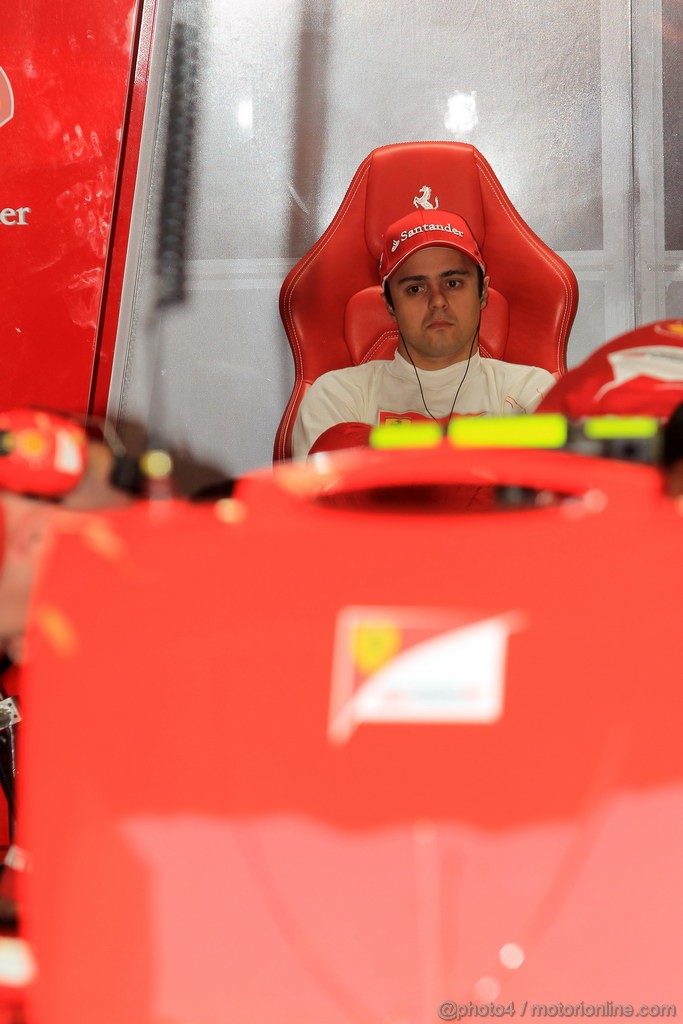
0, 67, 14, 129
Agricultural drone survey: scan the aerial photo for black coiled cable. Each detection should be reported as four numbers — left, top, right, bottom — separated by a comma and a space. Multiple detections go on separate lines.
156, 22, 199, 308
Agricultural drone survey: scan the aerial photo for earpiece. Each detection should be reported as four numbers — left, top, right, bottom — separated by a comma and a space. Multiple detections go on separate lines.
399, 326, 479, 432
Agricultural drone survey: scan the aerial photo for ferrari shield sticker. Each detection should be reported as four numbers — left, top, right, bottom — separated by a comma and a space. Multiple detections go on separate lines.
329, 607, 523, 743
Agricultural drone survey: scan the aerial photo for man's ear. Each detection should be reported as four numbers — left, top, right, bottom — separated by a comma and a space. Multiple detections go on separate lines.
480, 275, 490, 310
382, 283, 396, 320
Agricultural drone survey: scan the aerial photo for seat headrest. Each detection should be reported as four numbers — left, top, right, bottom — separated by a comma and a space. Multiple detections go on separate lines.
364, 145, 487, 259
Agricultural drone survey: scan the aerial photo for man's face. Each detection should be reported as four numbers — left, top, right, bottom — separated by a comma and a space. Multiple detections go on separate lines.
387, 246, 489, 370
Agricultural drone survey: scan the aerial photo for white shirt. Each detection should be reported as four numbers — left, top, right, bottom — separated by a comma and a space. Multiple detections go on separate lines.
292, 350, 556, 457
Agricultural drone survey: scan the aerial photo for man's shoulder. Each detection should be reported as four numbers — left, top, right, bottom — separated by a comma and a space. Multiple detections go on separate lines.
482, 357, 556, 387
310, 359, 394, 393
478, 357, 556, 413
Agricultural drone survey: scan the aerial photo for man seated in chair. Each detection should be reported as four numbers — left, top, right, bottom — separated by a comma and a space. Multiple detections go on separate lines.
291, 209, 557, 457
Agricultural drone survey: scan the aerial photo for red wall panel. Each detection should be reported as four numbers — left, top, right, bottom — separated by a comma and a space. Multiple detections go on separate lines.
0, 0, 146, 414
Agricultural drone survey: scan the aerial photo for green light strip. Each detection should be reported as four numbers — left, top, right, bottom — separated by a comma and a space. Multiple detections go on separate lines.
583, 416, 659, 440
448, 414, 568, 448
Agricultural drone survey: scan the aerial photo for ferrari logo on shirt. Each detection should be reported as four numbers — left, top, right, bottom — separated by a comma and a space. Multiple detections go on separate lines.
379, 410, 486, 426
382, 415, 416, 426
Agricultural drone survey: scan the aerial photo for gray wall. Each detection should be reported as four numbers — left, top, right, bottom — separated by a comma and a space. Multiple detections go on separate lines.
109, 0, 682, 489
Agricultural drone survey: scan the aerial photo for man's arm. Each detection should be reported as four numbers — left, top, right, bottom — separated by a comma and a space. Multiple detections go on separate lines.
502, 366, 557, 414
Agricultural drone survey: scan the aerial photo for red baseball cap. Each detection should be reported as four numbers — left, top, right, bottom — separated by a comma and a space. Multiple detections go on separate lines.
0, 409, 88, 497
538, 321, 683, 420
379, 209, 486, 285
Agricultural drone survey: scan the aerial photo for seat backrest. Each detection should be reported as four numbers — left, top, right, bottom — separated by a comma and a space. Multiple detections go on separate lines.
275, 142, 579, 461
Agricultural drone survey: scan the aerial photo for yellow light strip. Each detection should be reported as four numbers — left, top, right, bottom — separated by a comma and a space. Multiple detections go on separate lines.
448, 414, 568, 448
370, 423, 443, 449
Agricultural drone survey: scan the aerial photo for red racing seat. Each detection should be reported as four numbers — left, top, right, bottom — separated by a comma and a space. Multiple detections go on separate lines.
274, 141, 579, 460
